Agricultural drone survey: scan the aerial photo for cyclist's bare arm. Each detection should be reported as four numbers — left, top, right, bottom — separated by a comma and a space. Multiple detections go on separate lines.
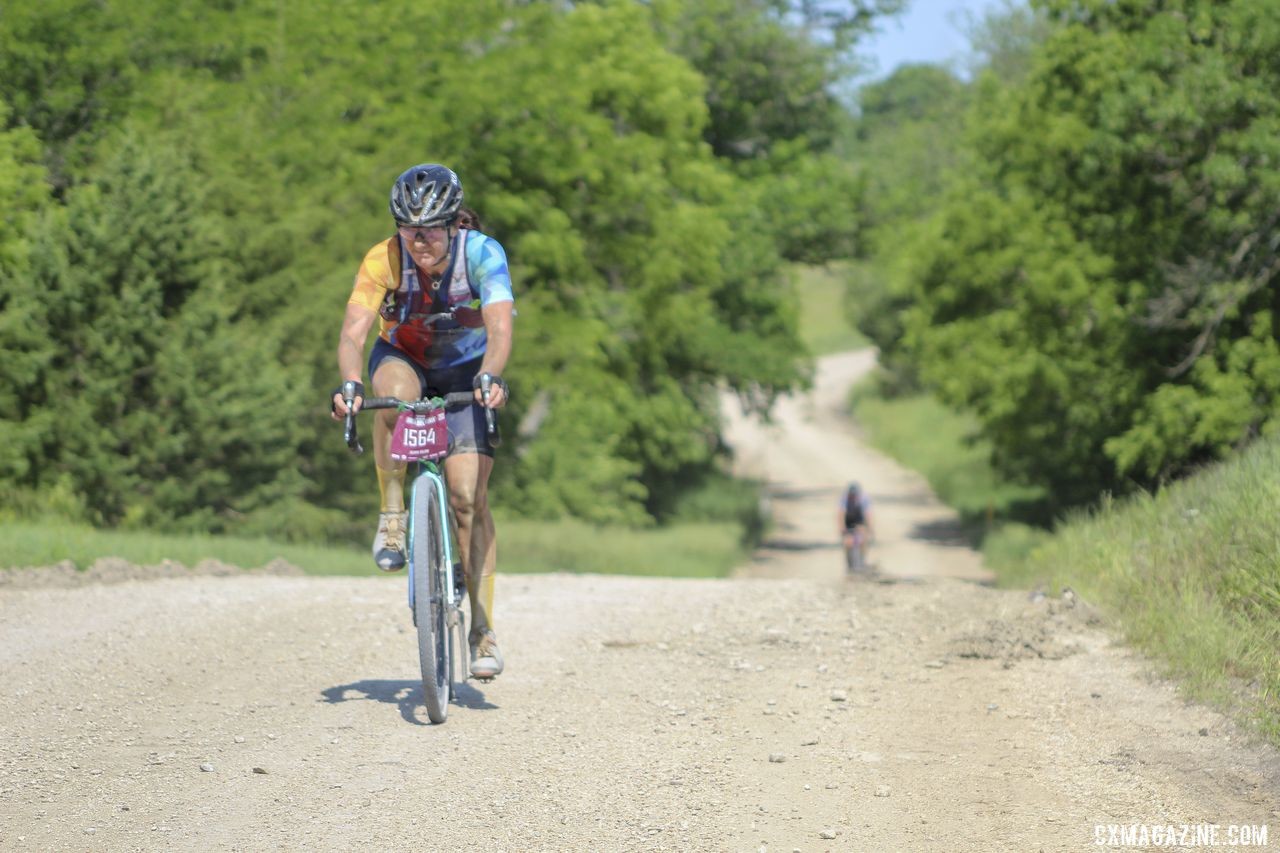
333, 303, 377, 419
476, 300, 514, 408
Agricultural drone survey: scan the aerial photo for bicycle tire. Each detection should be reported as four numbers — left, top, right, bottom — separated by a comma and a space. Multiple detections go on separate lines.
411, 476, 451, 724
845, 534, 865, 575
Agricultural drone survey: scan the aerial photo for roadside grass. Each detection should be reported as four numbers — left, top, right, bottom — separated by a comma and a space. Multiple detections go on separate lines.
0, 517, 747, 579
495, 516, 745, 578
848, 370, 1280, 741
0, 520, 376, 576
792, 262, 868, 356
1003, 438, 1280, 741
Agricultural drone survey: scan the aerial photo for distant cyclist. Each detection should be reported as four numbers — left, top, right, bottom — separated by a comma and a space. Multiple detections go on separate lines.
839, 482, 874, 570
331, 164, 513, 680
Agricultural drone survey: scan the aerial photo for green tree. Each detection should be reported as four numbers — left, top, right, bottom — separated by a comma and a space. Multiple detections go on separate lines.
0, 98, 54, 510
656, 0, 903, 161
420, 0, 809, 520
834, 64, 970, 386
899, 0, 1280, 502
960, 0, 1054, 84
653, 0, 902, 264
0, 0, 857, 532
0, 0, 144, 188
0, 130, 310, 527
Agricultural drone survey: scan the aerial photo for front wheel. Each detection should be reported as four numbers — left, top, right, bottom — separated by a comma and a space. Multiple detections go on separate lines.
411, 476, 451, 724
844, 531, 866, 575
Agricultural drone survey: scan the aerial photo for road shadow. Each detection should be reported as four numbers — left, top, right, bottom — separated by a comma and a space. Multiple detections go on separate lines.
766, 485, 842, 500
320, 678, 497, 726
908, 518, 972, 546
451, 681, 496, 710
758, 538, 841, 552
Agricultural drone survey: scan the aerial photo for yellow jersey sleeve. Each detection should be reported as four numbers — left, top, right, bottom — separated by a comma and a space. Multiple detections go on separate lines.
348, 238, 402, 312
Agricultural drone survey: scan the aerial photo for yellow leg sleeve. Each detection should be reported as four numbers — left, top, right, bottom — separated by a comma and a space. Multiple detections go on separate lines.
470, 574, 495, 633
377, 464, 406, 513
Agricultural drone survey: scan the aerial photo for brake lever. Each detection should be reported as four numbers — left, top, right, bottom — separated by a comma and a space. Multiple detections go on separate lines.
342, 380, 364, 455
480, 374, 501, 446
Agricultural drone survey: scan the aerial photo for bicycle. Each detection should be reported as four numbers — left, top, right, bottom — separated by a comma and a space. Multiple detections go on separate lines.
843, 526, 870, 575
339, 378, 499, 724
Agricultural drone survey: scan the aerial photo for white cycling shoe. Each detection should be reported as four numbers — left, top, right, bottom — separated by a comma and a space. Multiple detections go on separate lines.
372, 511, 407, 572
469, 628, 504, 680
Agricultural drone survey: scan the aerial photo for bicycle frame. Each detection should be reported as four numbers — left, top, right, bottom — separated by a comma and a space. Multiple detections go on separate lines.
407, 461, 463, 617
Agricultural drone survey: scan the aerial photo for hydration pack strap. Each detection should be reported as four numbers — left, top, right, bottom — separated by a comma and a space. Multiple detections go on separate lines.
443, 228, 477, 306
394, 228, 479, 322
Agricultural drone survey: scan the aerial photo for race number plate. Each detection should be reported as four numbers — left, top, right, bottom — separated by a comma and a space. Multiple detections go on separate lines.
390, 409, 448, 462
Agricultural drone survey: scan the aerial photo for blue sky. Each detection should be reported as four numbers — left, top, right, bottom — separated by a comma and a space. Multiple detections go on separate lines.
856, 0, 1012, 81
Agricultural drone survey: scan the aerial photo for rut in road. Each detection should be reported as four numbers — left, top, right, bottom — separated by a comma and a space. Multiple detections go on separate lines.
0, 350, 1276, 851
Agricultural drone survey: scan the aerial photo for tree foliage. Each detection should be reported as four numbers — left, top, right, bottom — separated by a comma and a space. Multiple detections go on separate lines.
837, 63, 971, 388
892, 0, 1280, 504
1, 0, 897, 533
655, 0, 898, 264
1, 132, 308, 527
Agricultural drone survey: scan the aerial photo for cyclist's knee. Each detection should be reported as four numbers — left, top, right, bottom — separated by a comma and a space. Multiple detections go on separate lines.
449, 483, 488, 522
372, 361, 418, 398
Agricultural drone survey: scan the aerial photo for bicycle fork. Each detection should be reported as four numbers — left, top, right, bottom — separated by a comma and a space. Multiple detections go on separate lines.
407, 470, 466, 616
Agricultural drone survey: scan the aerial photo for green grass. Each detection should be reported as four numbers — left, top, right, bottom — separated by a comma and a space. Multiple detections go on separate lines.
496, 516, 746, 578
0, 520, 374, 576
1003, 437, 1280, 741
0, 516, 747, 579
792, 262, 868, 356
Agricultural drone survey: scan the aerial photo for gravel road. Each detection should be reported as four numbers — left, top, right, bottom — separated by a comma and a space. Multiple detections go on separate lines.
1, 351, 1276, 851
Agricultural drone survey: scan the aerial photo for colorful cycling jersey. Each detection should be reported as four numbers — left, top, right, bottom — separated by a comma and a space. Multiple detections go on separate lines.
348, 229, 513, 369
840, 491, 871, 528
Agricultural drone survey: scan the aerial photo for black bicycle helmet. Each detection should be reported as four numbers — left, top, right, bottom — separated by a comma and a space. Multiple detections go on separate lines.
389, 164, 464, 227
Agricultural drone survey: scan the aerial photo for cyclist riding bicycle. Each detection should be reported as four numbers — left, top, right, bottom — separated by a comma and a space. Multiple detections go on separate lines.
331, 163, 513, 680
839, 482, 874, 568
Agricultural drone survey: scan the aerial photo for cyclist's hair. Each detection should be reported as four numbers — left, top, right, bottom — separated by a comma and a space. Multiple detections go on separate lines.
456, 206, 482, 231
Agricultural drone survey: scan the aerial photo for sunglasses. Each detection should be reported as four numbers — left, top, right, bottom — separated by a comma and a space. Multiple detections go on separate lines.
397, 220, 453, 232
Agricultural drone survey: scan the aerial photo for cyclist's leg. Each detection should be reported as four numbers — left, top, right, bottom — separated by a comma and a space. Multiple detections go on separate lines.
426, 357, 501, 674
445, 449, 503, 678
442, 451, 496, 631
369, 343, 430, 511
426, 360, 497, 628
367, 346, 428, 569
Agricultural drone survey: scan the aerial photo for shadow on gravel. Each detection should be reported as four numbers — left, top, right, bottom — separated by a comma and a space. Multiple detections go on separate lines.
767, 485, 842, 500
758, 538, 841, 552
320, 679, 497, 726
908, 518, 972, 546
451, 682, 497, 711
